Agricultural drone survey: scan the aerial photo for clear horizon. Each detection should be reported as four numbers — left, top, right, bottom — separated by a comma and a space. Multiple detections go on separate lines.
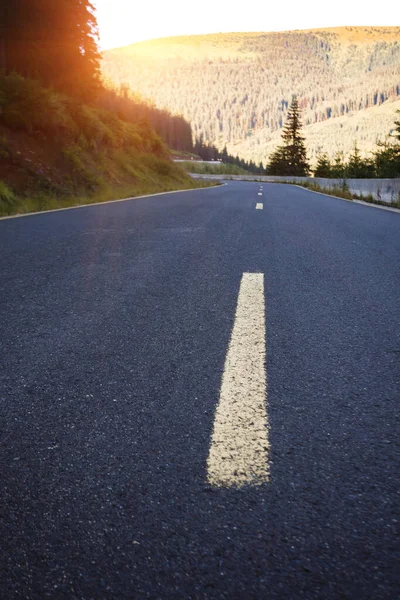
93, 0, 400, 50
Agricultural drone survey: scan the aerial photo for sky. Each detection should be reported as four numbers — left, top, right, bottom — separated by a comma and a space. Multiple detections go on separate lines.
93, 0, 400, 50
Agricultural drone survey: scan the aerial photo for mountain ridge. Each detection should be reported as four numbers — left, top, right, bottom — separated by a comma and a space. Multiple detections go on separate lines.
102, 26, 400, 164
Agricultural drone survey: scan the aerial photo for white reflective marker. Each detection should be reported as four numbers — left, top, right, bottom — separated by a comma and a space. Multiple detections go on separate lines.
256, 203, 263, 210
207, 273, 269, 488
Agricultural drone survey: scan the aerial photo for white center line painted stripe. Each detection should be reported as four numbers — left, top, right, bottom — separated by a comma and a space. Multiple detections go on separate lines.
207, 273, 269, 488
258, 192, 263, 195
256, 203, 263, 210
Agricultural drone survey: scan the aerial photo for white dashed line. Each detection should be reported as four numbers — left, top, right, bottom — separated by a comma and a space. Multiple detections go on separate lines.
256, 203, 263, 210
207, 273, 269, 488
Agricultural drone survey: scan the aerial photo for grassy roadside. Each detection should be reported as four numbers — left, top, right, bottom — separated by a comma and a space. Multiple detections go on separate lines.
0, 177, 217, 217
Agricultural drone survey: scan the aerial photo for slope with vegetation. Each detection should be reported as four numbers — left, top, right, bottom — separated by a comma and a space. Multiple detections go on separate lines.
102, 27, 400, 165
0, 1, 207, 216
0, 74, 205, 216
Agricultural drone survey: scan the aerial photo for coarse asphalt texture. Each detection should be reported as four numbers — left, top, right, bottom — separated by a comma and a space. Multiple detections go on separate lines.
0, 181, 399, 599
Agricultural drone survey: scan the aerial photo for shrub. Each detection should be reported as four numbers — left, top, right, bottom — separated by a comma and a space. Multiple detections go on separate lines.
63, 145, 103, 188
0, 180, 15, 212
0, 73, 72, 134
0, 136, 10, 159
64, 101, 117, 149
142, 155, 177, 177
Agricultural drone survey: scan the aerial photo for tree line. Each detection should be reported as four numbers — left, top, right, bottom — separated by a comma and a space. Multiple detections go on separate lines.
267, 96, 400, 178
194, 137, 265, 174
313, 137, 400, 179
98, 83, 194, 153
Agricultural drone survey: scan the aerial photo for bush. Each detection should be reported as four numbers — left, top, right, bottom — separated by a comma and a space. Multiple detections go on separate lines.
63, 145, 104, 188
142, 155, 178, 177
0, 73, 72, 134
0, 180, 15, 212
64, 101, 117, 149
0, 136, 10, 159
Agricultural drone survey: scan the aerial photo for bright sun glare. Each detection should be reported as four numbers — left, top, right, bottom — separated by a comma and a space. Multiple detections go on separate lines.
93, 0, 399, 50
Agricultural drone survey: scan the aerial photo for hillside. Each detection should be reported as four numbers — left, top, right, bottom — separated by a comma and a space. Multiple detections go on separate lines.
238, 97, 400, 165
102, 27, 400, 164
0, 75, 203, 216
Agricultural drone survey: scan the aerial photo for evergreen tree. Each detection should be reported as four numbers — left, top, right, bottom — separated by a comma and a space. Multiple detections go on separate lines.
393, 109, 400, 143
374, 142, 400, 178
267, 96, 310, 176
267, 147, 288, 175
346, 144, 363, 178
3, 1, 101, 100
347, 144, 375, 178
330, 152, 346, 178
314, 153, 332, 177
373, 109, 400, 177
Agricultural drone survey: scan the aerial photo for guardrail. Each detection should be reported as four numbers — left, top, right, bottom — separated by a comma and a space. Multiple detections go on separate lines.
189, 174, 400, 204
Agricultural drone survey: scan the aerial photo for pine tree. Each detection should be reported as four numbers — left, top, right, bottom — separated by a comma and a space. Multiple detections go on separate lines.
314, 153, 331, 177
221, 145, 229, 163
267, 146, 288, 176
374, 110, 400, 178
330, 152, 346, 178
374, 144, 400, 178
347, 144, 375, 178
393, 109, 400, 143
267, 96, 310, 176
3, 0, 101, 100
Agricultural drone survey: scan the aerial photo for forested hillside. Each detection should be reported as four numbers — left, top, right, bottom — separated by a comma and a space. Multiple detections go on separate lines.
102, 27, 400, 164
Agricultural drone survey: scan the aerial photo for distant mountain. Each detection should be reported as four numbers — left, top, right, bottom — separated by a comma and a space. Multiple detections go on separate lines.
102, 27, 400, 165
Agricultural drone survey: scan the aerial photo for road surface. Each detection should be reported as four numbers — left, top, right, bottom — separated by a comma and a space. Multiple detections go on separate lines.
0, 182, 399, 599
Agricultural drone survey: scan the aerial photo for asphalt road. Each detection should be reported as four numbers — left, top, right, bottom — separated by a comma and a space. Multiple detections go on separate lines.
0, 182, 399, 599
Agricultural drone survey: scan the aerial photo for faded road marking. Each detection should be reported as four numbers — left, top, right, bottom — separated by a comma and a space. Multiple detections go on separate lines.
256, 203, 263, 210
207, 273, 269, 488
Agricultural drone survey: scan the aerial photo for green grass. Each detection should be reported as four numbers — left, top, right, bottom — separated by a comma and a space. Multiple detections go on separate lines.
289, 179, 354, 200
0, 177, 217, 217
179, 161, 249, 175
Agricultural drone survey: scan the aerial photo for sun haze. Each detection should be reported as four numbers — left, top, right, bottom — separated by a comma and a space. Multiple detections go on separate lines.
93, 0, 399, 50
